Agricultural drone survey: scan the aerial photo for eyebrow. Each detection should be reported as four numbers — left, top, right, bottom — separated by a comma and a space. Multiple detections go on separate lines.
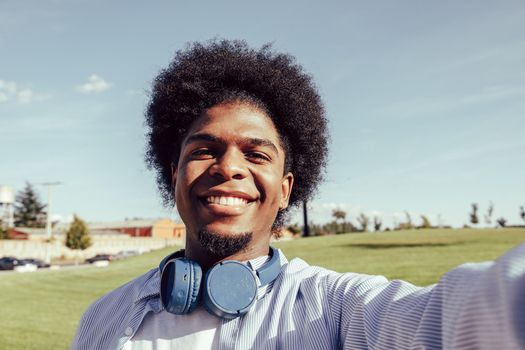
184, 133, 279, 154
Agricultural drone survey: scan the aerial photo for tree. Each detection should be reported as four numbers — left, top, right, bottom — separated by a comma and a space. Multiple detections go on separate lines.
332, 209, 346, 222
520, 206, 525, 224
0, 227, 7, 239
484, 201, 494, 225
65, 215, 92, 250
286, 223, 302, 235
469, 203, 479, 225
308, 222, 326, 236
329, 209, 352, 234
14, 182, 46, 227
357, 213, 369, 232
419, 215, 432, 229
341, 221, 356, 233
373, 216, 382, 232
496, 217, 507, 228
396, 211, 415, 230
323, 221, 339, 234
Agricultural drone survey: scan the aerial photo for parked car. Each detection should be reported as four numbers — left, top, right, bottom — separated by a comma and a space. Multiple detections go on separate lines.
23, 258, 50, 268
0, 256, 17, 270
85, 254, 114, 264
0, 257, 37, 271
114, 250, 140, 260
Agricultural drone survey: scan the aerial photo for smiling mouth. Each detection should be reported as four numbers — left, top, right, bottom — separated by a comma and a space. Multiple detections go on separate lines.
204, 196, 250, 207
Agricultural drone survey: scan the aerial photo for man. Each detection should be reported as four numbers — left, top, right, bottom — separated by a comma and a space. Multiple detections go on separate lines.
72, 40, 525, 349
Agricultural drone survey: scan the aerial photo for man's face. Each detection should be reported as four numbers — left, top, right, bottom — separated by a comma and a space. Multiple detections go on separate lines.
172, 102, 294, 253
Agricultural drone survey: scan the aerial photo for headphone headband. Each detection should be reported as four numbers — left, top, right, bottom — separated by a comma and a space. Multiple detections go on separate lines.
159, 249, 184, 273
254, 247, 281, 285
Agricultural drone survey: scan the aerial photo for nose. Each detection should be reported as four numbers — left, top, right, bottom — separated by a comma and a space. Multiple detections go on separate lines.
209, 149, 249, 180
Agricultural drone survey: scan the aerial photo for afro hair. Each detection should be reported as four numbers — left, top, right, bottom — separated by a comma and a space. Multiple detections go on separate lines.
145, 39, 328, 228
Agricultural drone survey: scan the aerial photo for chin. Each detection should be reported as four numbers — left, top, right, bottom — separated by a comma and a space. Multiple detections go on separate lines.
197, 228, 253, 257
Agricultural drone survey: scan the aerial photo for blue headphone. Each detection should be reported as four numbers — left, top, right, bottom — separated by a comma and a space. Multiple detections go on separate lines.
159, 247, 282, 319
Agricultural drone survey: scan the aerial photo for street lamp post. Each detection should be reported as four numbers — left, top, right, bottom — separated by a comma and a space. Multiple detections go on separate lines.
41, 182, 62, 263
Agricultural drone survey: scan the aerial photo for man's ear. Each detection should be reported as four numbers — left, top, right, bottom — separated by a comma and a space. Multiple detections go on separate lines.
279, 172, 294, 210
170, 163, 177, 195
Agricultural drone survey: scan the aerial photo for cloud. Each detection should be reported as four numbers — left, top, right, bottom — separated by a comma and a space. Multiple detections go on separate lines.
77, 74, 112, 94
17, 88, 34, 104
0, 80, 17, 94
289, 201, 395, 229
0, 91, 8, 103
289, 201, 443, 229
0, 79, 16, 103
366, 210, 382, 217
0, 79, 47, 104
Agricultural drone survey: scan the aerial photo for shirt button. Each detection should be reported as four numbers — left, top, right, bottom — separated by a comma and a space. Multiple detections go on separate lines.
124, 327, 133, 336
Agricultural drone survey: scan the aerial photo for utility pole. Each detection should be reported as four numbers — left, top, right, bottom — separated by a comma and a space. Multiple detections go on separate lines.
41, 181, 62, 263
303, 201, 310, 237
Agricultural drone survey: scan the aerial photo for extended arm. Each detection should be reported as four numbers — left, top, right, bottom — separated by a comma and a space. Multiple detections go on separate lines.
326, 243, 525, 349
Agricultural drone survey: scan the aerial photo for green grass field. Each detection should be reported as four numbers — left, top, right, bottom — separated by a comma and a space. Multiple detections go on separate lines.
0, 228, 524, 349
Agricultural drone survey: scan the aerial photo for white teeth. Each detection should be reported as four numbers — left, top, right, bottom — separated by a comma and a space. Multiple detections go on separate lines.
206, 196, 248, 206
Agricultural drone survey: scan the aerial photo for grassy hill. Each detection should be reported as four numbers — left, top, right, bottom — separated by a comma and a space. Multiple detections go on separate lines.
0, 228, 523, 349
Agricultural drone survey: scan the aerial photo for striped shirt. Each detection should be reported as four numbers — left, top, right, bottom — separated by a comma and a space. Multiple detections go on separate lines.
71, 243, 525, 349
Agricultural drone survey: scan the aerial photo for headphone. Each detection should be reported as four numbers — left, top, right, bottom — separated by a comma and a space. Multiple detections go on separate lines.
159, 247, 282, 319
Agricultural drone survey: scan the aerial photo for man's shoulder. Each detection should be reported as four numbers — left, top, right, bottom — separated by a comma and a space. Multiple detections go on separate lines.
283, 256, 360, 278
281, 257, 346, 286
282, 257, 391, 293
72, 268, 159, 349
284, 256, 328, 275
87, 268, 159, 313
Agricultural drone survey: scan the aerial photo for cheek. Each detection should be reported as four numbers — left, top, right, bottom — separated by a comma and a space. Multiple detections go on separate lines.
175, 161, 214, 204
256, 170, 284, 205
174, 166, 198, 202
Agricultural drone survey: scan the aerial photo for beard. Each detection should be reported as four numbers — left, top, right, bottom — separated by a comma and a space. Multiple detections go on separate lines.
197, 229, 253, 258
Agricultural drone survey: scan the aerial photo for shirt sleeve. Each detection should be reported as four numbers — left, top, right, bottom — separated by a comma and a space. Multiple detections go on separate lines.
324, 243, 525, 350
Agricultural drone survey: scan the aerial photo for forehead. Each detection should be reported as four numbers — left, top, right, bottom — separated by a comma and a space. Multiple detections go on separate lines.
182, 102, 282, 148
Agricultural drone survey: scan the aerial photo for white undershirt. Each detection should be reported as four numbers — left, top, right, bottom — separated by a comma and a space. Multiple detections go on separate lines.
123, 254, 271, 350
123, 305, 221, 350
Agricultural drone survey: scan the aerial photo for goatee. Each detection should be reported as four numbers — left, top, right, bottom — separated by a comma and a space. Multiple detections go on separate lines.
198, 229, 253, 258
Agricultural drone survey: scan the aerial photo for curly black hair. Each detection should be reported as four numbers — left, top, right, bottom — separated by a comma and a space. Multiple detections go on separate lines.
145, 39, 328, 228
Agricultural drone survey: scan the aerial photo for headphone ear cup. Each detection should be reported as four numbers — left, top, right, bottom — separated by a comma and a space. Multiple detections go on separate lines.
160, 258, 203, 314
186, 259, 202, 313
203, 261, 258, 319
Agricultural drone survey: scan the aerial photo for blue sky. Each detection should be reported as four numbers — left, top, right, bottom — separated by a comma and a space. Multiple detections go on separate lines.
1, 0, 524, 229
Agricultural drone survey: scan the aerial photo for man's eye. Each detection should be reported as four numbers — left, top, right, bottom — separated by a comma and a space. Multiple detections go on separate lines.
246, 152, 270, 162
190, 149, 214, 159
